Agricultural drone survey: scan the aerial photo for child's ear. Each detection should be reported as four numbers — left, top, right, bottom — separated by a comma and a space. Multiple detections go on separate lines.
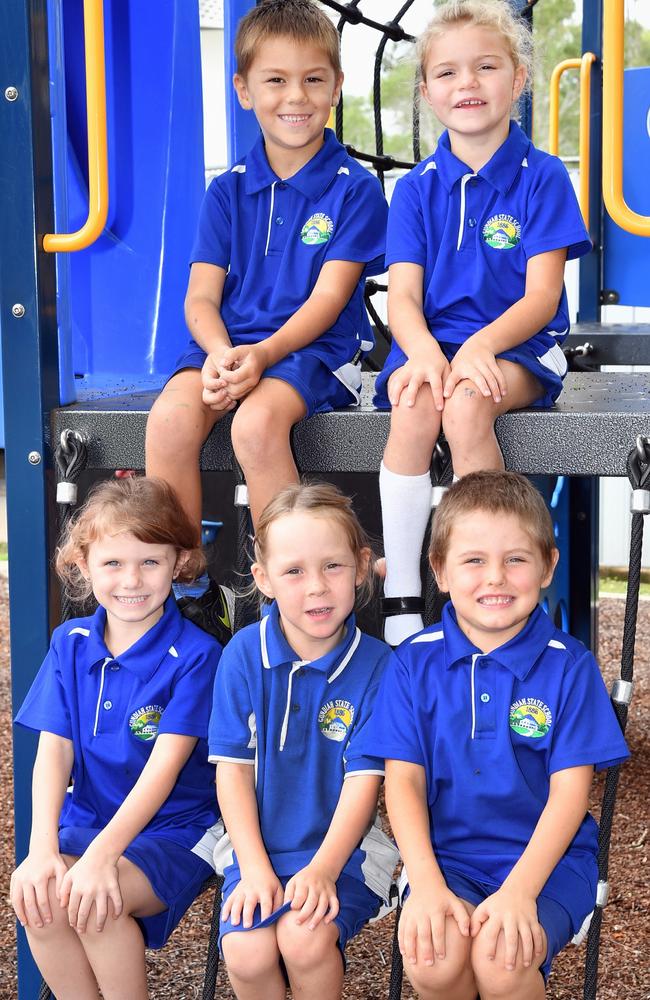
77, 556, 91, 581
251, 561, 275, 600
355, 547, 371, 587
173, 550, 190, 581
233, 73, 252, 110
332, 72, 344, 107
429, 557, 448, 594
542, 547, 560, 589
512, 64, 527, 104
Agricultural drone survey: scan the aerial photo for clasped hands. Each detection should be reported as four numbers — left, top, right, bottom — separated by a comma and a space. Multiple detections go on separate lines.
201, 342, 270, 410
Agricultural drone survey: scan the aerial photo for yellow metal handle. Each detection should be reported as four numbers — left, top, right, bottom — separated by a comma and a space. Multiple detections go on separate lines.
43, 0, 108, 253
602, 0, 650, 237
548, 53, 595, 229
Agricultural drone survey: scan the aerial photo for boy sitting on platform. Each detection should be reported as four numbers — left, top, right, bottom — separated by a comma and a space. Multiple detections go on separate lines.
146, 0, 387, 551
359, 471, 629, 1000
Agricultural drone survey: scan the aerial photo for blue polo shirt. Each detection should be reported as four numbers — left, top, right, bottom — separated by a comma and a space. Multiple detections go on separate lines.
16, 598, 222, 860
381, 122, 591, 377
208, 602, 397, 901
358, 603, 629, 932
188, 128, 388, 374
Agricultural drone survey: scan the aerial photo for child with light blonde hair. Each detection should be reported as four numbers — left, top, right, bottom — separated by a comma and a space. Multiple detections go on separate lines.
376, 0, 591, 645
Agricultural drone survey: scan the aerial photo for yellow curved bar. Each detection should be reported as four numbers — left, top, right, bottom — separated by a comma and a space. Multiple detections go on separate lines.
548, 59, 581, 157
548, 54, 595, 229
602, 0, 650, 236
43, 0, 108, 252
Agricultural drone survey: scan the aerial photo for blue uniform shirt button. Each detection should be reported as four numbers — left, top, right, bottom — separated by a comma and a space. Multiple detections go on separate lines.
291, 703, 300, 713
275, 216, 284, 225
480, 692, 490, 703
103, 700, 113, 710
468, 217, 477, 228
111, 664, 120, 671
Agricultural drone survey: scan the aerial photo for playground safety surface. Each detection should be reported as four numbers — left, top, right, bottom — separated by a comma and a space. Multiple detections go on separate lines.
0, 582, 647, 999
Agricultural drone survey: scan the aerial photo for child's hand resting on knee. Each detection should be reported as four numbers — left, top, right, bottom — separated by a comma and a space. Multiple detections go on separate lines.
201, 352, 237, 411
284, 862, 339, 930
470, 884, 545, 971
399, 885, 470, 967
222, 862, 284, 929
443, 334, 507, 403
58, 848, 123, 934
388, 343, 451, 411
10, 849, 68, 929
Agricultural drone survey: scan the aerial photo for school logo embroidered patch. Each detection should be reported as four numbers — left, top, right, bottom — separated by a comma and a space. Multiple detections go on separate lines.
318, 699, 355, 742
509, 698, 552, 738
128, 704, 163, 742
482, 214, 521, 250
301, 213, 334, 245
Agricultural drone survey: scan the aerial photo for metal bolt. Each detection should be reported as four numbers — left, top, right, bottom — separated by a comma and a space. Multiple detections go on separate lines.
11, 303, 25, 318
28, 451, 42, 465
4, 86, 19, 102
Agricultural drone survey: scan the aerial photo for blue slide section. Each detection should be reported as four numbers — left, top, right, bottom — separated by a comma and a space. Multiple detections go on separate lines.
603, 67, 650, 307
48, 0, 206, 391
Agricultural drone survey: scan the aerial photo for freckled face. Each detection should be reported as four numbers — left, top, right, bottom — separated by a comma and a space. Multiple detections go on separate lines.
434, 511, 557, 652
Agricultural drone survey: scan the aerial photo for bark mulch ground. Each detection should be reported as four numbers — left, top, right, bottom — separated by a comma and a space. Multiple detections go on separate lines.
0, 580, 647, 998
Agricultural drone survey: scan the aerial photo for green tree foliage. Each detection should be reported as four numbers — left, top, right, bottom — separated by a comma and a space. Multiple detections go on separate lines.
340, 3, 650, 165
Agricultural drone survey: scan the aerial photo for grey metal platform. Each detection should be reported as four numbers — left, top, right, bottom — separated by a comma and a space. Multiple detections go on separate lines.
51, 371, 650, 477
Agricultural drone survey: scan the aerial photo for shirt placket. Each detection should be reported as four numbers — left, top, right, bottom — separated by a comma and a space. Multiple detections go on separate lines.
265, 182, 290, 257
456, 173, 479, 252
92, 656, 120, 736
470, 654, 496, 739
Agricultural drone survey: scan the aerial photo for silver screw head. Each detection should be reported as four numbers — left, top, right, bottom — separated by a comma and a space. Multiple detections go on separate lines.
28, 451, 42, 465
4, 86, 19, 102
11, 303, 25, 318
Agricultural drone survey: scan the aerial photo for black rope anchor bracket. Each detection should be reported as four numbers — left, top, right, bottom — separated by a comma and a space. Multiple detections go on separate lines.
54, 429, 88, 512
54, 430, 89, 623
583, 434, 648, 1000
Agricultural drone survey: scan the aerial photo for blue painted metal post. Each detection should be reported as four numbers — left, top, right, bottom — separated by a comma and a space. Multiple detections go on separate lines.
224, 0, 259, 163
0, 1, 59, 996
579, 0, 603, 323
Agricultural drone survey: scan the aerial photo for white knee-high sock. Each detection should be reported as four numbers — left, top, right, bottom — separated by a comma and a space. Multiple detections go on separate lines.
380, 462, 432, 645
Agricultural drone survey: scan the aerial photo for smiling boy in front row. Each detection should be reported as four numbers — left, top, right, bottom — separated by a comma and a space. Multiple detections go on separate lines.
359, 471, 629, 1000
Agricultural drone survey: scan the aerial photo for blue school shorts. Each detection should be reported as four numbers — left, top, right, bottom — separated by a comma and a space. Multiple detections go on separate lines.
170, 344, 355, 418
374, 339, 564, 410
404, 870, 573, 981
219, 870, 382, 959
59, 826, 214, 949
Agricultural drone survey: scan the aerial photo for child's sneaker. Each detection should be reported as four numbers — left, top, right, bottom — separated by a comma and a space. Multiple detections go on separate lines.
177, 579, 235, 646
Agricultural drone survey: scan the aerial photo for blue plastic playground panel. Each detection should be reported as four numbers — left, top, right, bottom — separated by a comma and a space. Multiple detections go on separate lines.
50, 0, 207, 388
603, 67, 650, 307
224, 0, 260, 162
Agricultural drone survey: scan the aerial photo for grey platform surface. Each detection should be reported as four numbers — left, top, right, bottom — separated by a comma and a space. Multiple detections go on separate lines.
51, 371, 650, 477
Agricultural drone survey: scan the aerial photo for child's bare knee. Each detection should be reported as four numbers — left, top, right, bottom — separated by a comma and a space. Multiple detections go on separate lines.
276, 919, 339, 972
231, 399, 288, 465
146, 391, 206, 456
442, 381, 496, 439
472, 933, 540, 997
222, 929, 279, 982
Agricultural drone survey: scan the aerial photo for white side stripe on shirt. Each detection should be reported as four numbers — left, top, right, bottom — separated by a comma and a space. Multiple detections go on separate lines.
68, 627, 90, 637
411, 630, 444, 644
